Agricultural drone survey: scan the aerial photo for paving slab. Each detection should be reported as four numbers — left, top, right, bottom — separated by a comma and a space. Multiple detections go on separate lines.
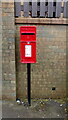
1, 99, 68, 119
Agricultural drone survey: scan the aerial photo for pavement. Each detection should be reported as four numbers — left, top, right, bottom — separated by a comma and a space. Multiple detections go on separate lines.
1, 99, 68, 119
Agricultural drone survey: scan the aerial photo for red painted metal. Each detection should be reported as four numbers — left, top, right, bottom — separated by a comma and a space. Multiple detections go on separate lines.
20, 26, 36, 63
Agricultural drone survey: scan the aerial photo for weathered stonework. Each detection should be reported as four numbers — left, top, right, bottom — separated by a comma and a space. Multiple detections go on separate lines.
15, 18, 68, 24
2, 1, 16, 100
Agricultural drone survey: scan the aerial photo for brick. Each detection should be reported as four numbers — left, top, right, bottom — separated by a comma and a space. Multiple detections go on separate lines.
2, 3, 14, 8
2, 7, 14, 13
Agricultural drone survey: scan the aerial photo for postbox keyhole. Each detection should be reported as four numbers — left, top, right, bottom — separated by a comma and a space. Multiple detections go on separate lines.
27, 42, 30, 44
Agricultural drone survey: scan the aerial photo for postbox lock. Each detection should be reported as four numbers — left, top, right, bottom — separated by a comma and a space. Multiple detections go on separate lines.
27, 42, 30, 44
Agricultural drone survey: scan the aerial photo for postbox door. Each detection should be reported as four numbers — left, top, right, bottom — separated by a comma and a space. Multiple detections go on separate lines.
20, 42, 36, 63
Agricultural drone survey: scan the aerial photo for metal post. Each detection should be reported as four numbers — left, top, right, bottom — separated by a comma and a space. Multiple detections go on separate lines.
27, 63, 31, 106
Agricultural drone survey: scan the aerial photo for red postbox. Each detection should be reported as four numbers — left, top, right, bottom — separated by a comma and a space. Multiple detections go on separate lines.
20, 26, 36, 63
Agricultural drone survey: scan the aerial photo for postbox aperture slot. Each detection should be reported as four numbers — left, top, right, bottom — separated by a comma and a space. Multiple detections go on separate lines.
21, 33, 35, 35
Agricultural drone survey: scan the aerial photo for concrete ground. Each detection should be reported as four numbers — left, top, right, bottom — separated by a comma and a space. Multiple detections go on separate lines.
1, 99, 68, 119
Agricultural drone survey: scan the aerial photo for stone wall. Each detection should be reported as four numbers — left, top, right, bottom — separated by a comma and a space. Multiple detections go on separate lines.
16, 24, 67, 100
2, 1, 16, 100
1, 1, 67, 100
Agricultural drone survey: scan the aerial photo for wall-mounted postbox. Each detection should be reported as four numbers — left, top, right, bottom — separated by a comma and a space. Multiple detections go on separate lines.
20, 26, 36, 63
